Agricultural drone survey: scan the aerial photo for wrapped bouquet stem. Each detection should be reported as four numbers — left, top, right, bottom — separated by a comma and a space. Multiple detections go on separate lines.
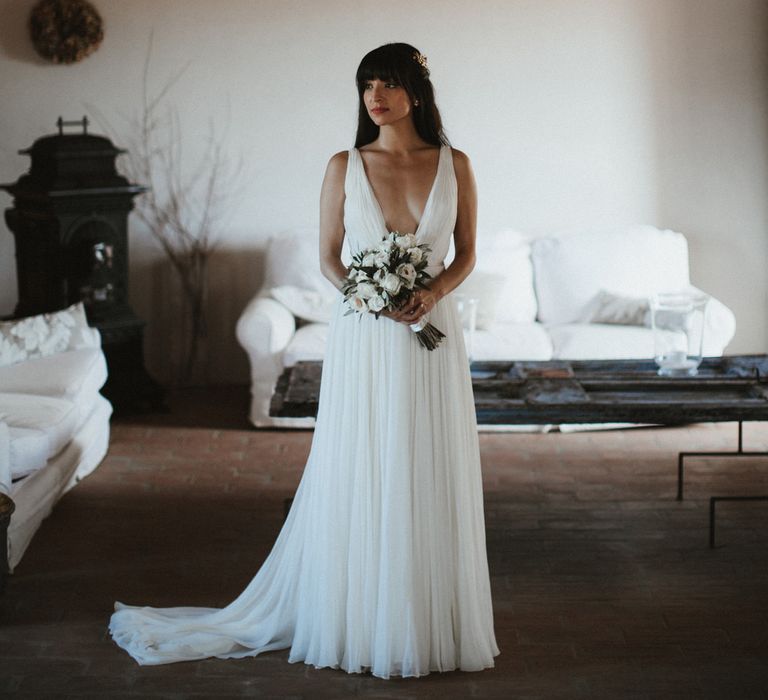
408, 315, 446, 351
342, 232, 446, 351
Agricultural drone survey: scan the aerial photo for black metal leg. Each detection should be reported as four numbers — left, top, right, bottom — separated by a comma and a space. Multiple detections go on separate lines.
677, 421, 768, 546
677, 422, 768, 501
738, 420, 744, 453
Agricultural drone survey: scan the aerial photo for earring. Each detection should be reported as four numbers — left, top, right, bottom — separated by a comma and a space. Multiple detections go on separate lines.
413, 99, 420, 107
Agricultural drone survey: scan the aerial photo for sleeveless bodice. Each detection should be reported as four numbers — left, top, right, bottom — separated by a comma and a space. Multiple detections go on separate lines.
344, 146, 457, 272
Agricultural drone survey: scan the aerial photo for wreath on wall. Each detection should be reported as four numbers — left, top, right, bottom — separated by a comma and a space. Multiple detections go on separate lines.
29, 0, 104, 64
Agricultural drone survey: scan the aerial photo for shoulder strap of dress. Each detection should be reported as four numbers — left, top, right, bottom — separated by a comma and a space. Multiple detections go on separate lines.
441, 144, 453, 175
344, 148, 359, 195
441, 145, 457, 193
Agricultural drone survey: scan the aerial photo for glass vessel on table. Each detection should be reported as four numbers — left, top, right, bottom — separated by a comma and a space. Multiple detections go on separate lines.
651, 292, 709, 376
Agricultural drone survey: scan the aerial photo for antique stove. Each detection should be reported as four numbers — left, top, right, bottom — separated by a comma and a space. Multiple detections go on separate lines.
1, 117, 162, 410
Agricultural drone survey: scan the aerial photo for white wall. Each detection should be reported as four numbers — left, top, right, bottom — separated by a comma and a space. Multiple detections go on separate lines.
1, 0, 766, 383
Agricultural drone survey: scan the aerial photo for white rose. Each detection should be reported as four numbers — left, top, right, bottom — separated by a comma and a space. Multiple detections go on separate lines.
354, 270, 370, 283
362, 253, 376, 267
396, 262, 417, 289
356, 281, 377, 299
407, 247, 423, 264
379, 237, 394, 251
349, 295, 368, 312
381, 273, 402, 295
367, 295, 386, 313
395, 233, 417, 249
373, 250, 390, 267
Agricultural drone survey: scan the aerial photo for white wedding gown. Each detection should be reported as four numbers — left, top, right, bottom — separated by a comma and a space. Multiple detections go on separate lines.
109, 145, 500, 679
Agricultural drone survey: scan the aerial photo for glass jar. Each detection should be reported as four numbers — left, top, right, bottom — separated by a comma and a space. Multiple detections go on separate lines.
650, 292, 709, 376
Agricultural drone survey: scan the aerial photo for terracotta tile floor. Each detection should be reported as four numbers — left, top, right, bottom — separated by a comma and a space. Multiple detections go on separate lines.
2, 387, 768, 698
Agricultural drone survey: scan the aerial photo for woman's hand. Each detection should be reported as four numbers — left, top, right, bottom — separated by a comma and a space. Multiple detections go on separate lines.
387, 288, 440, 325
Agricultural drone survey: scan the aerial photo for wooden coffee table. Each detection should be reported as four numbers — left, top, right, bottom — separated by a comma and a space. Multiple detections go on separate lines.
271, 355, 768, 546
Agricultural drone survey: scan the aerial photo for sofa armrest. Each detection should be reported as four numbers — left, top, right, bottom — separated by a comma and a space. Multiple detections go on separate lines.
236, 296, 298, 427
236, 295, 296, 359
688, 285, 736, 355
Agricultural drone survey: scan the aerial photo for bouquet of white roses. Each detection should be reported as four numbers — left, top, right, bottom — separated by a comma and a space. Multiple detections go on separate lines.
342, 232, 446, 351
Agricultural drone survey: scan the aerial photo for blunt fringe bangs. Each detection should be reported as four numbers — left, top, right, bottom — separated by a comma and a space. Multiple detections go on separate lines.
354, 43, 449, 148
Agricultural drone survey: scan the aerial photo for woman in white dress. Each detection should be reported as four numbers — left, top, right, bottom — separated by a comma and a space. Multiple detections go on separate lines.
110, 42, 499, 679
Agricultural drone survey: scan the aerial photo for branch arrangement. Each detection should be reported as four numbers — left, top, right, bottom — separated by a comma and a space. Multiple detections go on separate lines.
92, 37, 242, 384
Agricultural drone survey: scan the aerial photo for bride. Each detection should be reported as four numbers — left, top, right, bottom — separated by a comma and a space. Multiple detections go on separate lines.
110, 42, 499, 679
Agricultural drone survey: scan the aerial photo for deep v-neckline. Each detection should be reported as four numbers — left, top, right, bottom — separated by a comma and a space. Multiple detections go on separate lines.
356, 146, 443, 237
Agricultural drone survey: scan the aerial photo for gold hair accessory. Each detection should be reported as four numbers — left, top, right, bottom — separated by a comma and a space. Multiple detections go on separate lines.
413, 51, 428, 70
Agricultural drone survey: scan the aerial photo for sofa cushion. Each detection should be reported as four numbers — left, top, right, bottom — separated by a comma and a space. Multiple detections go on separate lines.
270, 285, 335, 324
532, 226, 690, 325
469, 229, 538, 324
470, 323, 553, 361
0, 393, 80, 461
283, 323, 329, 367
0, 303, 100, 368
8, 426, 49, 480
262, 228, 339, 299
0, 348, 107, 405
548, 323, 667, 360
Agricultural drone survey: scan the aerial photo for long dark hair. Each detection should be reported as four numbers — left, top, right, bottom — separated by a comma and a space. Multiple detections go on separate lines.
354, 43, 449, 148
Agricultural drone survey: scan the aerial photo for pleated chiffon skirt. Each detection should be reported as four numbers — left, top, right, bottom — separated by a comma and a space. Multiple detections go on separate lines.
110, 296, 499, 679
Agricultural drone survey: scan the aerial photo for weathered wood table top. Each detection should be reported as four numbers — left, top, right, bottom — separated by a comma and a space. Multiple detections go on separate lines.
270, 355, 768, 425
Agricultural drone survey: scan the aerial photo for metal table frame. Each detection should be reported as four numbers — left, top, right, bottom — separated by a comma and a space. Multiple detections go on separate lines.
677, 420, 768, 546
272, 355, 768, 546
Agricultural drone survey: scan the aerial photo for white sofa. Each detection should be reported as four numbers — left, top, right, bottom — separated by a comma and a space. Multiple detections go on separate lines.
237, 225, 736, 429
0, 302, 112, 582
